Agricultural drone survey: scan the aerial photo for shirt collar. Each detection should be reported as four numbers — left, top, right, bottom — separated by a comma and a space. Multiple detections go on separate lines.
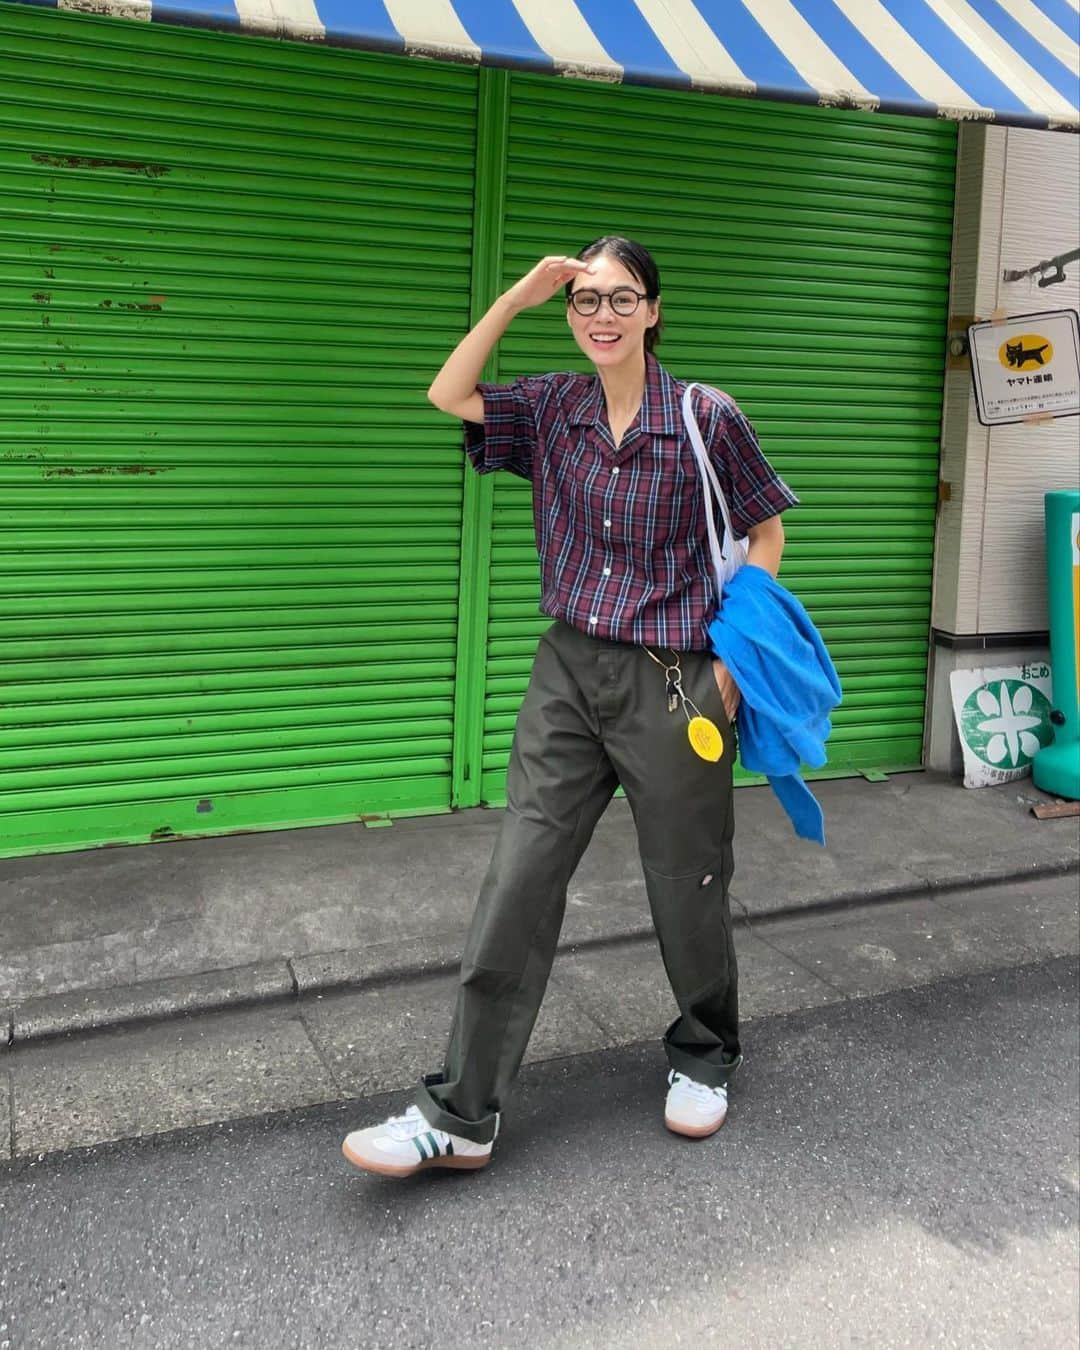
568, 354, 681, 438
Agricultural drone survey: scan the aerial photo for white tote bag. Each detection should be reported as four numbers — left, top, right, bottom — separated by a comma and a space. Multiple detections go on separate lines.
681, 383, 748, 606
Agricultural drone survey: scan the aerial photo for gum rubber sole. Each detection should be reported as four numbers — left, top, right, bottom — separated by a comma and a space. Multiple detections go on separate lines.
341, 1139, 491, 1177
664, 1114, 727, 1139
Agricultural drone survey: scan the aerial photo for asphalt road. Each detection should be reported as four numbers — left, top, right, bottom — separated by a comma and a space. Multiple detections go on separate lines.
1, 956, 1077, 1350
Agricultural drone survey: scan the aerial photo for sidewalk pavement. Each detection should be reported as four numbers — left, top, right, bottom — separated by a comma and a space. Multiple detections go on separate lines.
2, 770, 1077, 1046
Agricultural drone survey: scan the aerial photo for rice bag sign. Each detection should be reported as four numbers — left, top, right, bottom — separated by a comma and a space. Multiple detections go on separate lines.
967, 309, 1080, 426
950, 664, 1055, 788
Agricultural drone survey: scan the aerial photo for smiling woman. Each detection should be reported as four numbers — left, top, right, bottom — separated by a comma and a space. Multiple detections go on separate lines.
342, 233, 799, 1178
562, 245, 661, 446
565, 233, 663, 357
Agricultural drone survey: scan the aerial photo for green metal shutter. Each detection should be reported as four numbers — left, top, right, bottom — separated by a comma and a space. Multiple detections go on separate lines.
0, 8, 476, 857
482, 74, 955, 800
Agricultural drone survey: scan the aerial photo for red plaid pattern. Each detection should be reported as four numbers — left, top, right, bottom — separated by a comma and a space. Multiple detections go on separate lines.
464, 355, 798, 649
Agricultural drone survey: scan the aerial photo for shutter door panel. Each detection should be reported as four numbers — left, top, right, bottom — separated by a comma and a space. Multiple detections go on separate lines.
0, 7, 476, 856
482, 75, 955, 800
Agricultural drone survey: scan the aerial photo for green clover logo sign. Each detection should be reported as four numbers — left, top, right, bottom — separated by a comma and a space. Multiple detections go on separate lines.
960, 679, 1053, 769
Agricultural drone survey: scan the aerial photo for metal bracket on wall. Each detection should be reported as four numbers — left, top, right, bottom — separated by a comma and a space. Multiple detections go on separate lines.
1002, 246, 1080, 288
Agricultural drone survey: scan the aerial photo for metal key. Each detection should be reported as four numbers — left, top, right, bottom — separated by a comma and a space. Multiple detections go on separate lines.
666, 675, 682, 714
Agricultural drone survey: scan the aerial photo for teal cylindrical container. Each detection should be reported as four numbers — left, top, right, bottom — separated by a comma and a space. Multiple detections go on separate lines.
1033, 490, 1080, 799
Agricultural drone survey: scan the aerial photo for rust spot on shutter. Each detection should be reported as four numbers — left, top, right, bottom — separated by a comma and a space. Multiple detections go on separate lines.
31, 153, 170, 178
43, 464, 163, 478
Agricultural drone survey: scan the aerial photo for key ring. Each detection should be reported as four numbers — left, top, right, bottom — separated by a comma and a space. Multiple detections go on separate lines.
642, 644, 725, 762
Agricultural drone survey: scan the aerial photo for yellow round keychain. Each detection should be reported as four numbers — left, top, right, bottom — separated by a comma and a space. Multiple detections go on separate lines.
687, 714, 724, 762
640, 646, 725, 763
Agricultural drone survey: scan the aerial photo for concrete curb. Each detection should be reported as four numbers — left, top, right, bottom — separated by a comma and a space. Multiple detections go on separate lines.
6, 960, 294, 1046
5, 854, 1077, 1050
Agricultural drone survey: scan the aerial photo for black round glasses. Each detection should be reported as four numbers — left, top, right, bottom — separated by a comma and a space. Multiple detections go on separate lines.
568, 287, 653, 317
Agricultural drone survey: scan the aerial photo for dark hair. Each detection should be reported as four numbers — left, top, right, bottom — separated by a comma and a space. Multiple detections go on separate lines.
565, 235, 663, 354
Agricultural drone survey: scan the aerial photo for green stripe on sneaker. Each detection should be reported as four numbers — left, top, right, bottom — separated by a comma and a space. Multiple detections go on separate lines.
445, 1137, 454, 1157
412, 1135, 429, 1161
425, 1132, 440, 1158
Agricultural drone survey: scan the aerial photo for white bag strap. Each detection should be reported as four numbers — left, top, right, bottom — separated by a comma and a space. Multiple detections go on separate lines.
682, 382, 747, 604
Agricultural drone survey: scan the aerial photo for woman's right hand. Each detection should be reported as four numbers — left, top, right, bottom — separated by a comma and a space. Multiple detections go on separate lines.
502, 255, 594, 314
428, 255, 592, 421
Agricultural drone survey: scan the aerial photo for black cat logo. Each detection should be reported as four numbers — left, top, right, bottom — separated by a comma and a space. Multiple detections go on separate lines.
1005, 338, 1050, 367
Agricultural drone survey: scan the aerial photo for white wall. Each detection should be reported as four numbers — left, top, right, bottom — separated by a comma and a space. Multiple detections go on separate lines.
984, 128, 1080, 630
926, 123, 1080, 772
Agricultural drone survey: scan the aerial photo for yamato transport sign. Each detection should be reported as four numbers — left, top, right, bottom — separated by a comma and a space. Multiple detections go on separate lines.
967, 309, 1080, 426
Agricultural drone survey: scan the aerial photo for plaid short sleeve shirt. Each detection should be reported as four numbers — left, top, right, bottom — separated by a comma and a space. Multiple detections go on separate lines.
464, 353, 798, 650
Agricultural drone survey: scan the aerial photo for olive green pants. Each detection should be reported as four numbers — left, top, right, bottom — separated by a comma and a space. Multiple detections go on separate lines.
412, 620, 741, 1144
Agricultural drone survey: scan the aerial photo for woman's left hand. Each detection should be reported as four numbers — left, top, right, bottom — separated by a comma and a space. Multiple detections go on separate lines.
711, 658, 741, 724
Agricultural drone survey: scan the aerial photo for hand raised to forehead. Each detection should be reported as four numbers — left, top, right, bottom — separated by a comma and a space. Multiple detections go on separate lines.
504, 255, 594, 313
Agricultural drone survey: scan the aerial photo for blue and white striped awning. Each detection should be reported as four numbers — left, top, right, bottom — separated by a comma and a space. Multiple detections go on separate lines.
10, 0, 1080, 129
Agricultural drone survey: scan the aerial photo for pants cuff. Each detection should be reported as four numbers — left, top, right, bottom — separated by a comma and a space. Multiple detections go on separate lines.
664, 1038, 743, 1090
411, 1074, 500, 1146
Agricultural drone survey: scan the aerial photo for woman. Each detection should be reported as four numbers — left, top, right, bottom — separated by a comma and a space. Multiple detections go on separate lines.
342, 237, 798, 1178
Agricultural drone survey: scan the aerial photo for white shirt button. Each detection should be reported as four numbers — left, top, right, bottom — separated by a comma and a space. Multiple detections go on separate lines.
611, 466, 619, 475
603, 519, 612, 528
603, 567, 611, 576
589, 615, 598, 625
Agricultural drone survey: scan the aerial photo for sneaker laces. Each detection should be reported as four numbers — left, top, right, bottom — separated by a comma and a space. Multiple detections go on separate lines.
385, 1105, 448, 1145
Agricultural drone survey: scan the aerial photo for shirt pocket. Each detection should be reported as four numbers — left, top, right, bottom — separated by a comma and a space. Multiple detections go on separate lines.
641, 441, 702, 556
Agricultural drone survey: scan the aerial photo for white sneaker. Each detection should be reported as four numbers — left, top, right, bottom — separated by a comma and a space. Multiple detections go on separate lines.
342, 1104, 496, 1178
664, 1069, 729, 1138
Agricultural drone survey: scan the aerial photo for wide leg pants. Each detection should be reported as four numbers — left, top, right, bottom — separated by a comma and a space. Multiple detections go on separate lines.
412, 620, 741, 1144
